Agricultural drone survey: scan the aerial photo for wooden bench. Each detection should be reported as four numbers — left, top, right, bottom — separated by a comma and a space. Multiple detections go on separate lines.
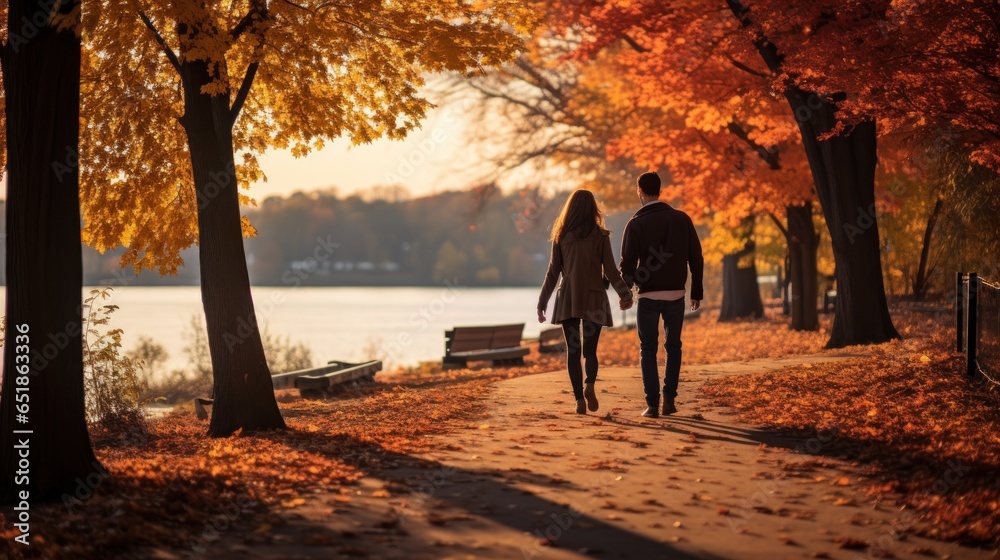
538, 327, 566, 353
194, 359, 383, 417
823, 289, 837, 313
273, 360, 382, 398
443, 323, 530, 369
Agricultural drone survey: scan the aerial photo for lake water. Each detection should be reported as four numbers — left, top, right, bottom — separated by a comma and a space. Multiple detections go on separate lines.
0, 286, 635, 376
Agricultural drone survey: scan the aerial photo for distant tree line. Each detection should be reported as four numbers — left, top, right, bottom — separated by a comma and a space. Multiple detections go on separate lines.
245, 186, 570, 287
0, 188, 623, 288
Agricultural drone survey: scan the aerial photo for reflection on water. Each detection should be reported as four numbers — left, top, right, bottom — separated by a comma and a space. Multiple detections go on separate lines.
0, 286, 635, 379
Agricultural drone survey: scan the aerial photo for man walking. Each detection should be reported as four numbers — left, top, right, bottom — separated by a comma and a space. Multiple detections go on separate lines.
619, 172, 704, 418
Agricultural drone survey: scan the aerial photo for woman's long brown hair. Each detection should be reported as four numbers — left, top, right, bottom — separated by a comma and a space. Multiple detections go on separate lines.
550, 189, 606, 242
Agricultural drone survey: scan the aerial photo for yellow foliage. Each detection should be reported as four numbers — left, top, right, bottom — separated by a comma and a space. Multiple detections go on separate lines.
67, 0, 533, 274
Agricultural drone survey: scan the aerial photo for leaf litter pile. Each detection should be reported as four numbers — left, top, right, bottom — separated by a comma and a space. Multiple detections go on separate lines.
0, 378, 499, 559
0, 307, 844, 559
702, 308, 1000, 546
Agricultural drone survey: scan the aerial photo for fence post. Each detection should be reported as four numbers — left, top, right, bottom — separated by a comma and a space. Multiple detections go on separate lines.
968, 272, 978, 379
957, 272, 966, 353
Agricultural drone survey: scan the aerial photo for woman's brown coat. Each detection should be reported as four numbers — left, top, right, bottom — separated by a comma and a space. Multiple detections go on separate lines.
537, 228, 633, 326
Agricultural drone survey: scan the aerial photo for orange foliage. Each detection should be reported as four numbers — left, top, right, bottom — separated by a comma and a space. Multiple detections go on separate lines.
0, 307, 960, 558
0, 377, 497, 558
546, 0, 815, 224
547, 0, 1000, 232
730, 1, 1000, 173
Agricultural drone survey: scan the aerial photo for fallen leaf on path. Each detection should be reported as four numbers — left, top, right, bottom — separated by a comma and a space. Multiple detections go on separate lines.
837, 537, 869, 550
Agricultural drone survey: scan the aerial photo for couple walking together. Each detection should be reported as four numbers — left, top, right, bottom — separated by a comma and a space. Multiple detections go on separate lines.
537, 172, 704, 418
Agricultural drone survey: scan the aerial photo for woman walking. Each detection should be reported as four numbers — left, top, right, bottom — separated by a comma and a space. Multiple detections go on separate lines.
537, 190, 633, 414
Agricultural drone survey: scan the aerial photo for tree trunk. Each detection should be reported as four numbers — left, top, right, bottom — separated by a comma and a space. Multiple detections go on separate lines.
789, 103, 899, 347
787, 203, 819, 331
727, 0, 900, 348
719, 240, 764, 321
913, 198, 943, 301
177, 49, 285, 437
0, 0, 101, 502
780, 256, 791, 316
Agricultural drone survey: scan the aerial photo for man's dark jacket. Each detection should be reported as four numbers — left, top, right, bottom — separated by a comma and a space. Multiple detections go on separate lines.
619, 202, 704, 300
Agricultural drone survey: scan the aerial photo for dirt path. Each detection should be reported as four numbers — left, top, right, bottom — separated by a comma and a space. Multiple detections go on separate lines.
210, 355, 996, 559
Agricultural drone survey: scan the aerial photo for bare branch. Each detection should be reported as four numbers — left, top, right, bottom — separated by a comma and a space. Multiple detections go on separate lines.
726, 121, 781, 169
621, 33, 649, 53
229, 62, 260, 124
230, 7, 261, 39
766, 210, 789, 239
726, 54, 770, 78
725, 0, 785, 73
229, 0, 268, 123
138, 11, 181, 73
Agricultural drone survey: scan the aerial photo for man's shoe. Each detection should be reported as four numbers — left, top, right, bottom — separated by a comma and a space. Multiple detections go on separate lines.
584, 382, 599, 412
576, 399, 587, 414
641, 407, 659, 418
662, 397, 677, 415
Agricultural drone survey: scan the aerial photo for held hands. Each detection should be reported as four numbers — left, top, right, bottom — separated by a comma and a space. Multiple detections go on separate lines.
537, 309, 546, 323
690, 299, 701, 312
619, 297, 634, 311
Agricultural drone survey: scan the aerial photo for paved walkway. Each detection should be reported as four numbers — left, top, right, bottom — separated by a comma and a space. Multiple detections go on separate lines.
213, 355, 995, 559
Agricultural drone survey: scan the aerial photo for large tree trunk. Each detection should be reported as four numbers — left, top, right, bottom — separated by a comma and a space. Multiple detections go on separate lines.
789, 105, 899, 347
912, 198, 943, 301
786, 203, 819, 331
719, 240, 764, 321
177, 45, 285, 437
726, 0, 900, 348
0, 0, 101, 503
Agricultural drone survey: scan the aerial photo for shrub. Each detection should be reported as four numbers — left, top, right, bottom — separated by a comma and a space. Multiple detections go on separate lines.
126, 335, 169, 386
261, 325, 314, 374
82, 289, 149, 440
181, 314, 213, 381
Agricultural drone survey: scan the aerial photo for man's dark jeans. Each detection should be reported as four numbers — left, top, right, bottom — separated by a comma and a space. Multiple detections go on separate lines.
636, 297, 686, 407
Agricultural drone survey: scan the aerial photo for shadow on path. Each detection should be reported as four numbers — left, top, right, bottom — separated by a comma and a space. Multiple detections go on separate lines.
269, 434, 726, 559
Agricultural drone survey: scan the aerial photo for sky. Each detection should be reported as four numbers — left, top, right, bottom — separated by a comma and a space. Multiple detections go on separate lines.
0, 92, 493, 202
249, 98, 486, 201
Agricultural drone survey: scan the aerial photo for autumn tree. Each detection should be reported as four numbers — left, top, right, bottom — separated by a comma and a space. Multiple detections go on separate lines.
0, 0, 102, 501
503, 1, 821, 327
446, 31, 643, 211
78, 0, 530, 436
877, 139, 1000, 297
747, 0, 1000, 282
541, 0, 901, 343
